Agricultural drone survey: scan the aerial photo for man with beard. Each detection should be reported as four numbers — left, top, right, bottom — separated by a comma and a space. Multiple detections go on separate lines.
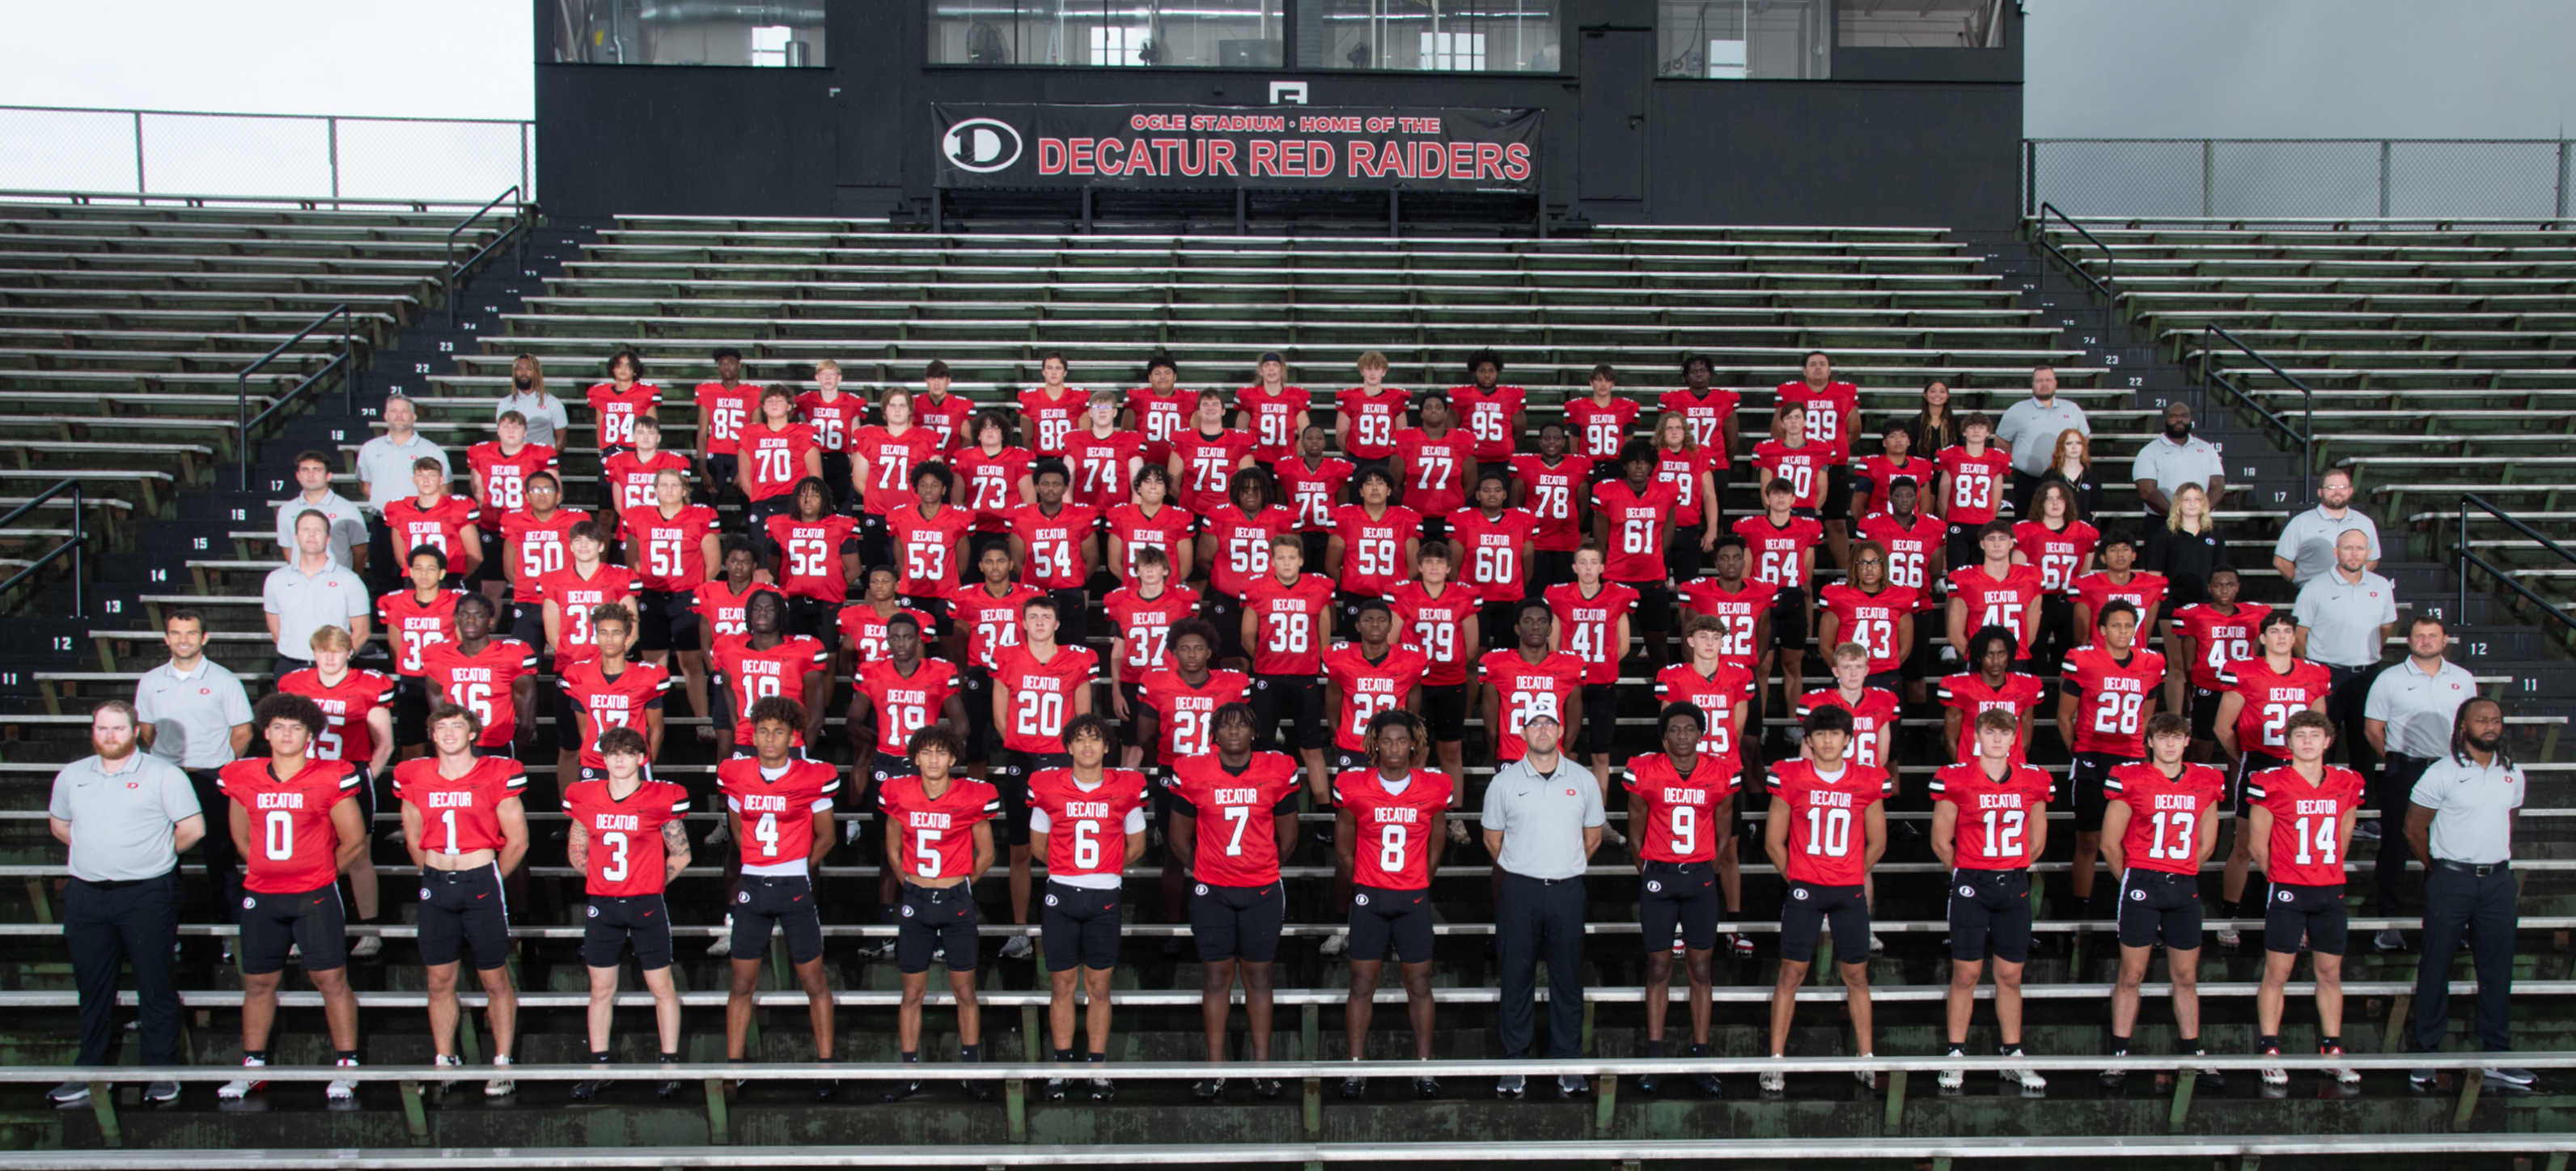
2404, 698, 2535, 1089
2129, 401, 2226, 520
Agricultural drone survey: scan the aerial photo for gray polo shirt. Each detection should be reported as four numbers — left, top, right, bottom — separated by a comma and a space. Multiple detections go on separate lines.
1993, 397, 2091, 477
2271, 506, 2381, 585
261, 557, 371, 660
495, 390, 571, 449
2291, 569, 2398, 668
1482, 752, 1604, 880
48, 753, 201, 881
134, 660, 253, 770
274, 490, 370, 567
2365, 656, 2481, 757
354, 431, 449, 514
2129, 434, 2225, 502
2411, 753, 2524, 864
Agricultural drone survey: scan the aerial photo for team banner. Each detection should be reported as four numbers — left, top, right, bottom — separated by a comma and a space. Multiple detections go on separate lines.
934, 104, 1540, 193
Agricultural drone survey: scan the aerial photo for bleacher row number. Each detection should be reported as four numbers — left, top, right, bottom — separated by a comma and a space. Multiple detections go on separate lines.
2524, 677, 2542, 693
2470, 642, 2490, 656
439, 342, 455, 354
2105, 354, 2121, 365
2271, 491, 2289, 503
148, 569, 167, 583
2240, 466, 2257, 478
2082, 336, 2096, 346
0, 672, 16, 687
2128, 376, 2143, 387
330, 430, 346, 443
415, 363, 431, 375
101, 600, 121, 616
51, 638, 72, 652
268, 480, 288, 493
192, 537, 209, 552
231, 508, 248, 522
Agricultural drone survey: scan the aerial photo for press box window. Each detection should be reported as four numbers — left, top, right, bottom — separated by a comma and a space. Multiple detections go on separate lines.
1654, 0, 1827, 78
553, 0, 825, 66
1837, 0, 2006, 47
1311, 0, 1558, 72
930, 0, 1287, 66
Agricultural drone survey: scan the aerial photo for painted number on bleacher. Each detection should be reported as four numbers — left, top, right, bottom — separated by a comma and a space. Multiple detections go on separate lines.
2128, 377, 2143, 388
148, 568, 167, 583
2471, 642, 2489, 656
230, 509, 247, 522
438, 342, 454, 353
0, 672, 16, 686
414, 363, 431, 375
192, 538, 207, 551
50, 638, 70, 651
101, 600, 120, 615
2523, 677, 2540, 694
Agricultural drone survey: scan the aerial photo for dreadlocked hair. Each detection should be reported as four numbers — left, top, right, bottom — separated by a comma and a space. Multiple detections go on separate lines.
2450, 696, 2514, 769
1360, 709, 1430, 769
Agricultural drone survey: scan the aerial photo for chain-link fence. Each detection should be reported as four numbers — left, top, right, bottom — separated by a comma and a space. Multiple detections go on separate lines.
0, 105, 532, 206
2025, 138, 2574, 223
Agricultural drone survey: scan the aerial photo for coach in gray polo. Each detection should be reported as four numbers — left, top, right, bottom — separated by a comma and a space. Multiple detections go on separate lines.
2404, 697, 2532, 1089
2270, 469, 2380, 585
48, 699, 200, 1105
2364, 614, 2480, 948
1993, 364, 2089, 516
354, 394, 447, 592
263, 511, 372, 678
1483, 712, 1604, 1100
2294, 528, 2398, 777
134, 609, 253, 923
2129, 401, 2226, 517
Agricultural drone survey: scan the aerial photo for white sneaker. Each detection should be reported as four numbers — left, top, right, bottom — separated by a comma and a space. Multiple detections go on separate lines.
1446, 818, 1470, 845
2215, 925, 2242, 949
432, 1053, 462, 1091
1000, 935, 1034, 961
328, 1057, 360, 1101
1854, 1056, 1877, 1088
705, 821, 731, 847
2322, 1044, 2359, 1085
2006, 1066, 2048, 1091
1869, 934, 1886, 954
1321, 930, 1349, 957
217, 1056, 267, 1100
707, 915, 733, 957
2260, 1048, 2287, 1087
350, 936, 381, 960
486, 1055, 515, 1097
1937, 1065, 1964, 1091
1759, 1063, 1786, 1094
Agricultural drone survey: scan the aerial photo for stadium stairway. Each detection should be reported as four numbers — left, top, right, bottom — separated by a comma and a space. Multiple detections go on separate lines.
0, 205, 2570, 1157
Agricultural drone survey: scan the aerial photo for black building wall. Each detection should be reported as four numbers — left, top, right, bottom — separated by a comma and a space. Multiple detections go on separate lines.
535, 0, 2021, 229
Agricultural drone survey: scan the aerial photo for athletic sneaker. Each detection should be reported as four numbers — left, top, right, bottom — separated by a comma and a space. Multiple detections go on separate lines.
486, 1055, 515, 1097
1687, 1044, 1722, 1098
2375, 929, 2408, 953
217, 1056, 268, 1101
1938, 1050, 1965, 1092
2003, 1064, 2048, 1091
2322, 1043, 2359, 1085
655, 1078, 684, 1100
2097, 1066, 2126, 1090
1758, 1065, 1786, 1094
1251, 1077, 1282, 1099
432, 1052, 463, 1090
2484, 1067, 2537, 1088
1729, 932, 1756, 959
327, 1057, 361, 1101
706, 914, 733, 957
812, 1079, 838, 1101
2214, 924, 2242, 949
1339, 1074, 1366, 1100
1193, 1077, 1227, 1101
1638, 1066, 1663, 1095
704, 821, 731, 847
1493, 1074, 1525, 1099
350, 936, 382, 960
999, 935, 1034, 961
1869, 934, 1886, 954
1044, 1076, 1069, 1101
1413, 1076, 1440, 1100
1557, 1074, 1587, 1098
142, 1080, 179, 1104
2260, 1046, 2286, 1087
1090, 1076, 1116, 1101
1321, 931, 1349, 957
1854, 1058, 1878, 1088
570, 1078, 611, 1101
45, 1082, 88, 1105
882, 1076, 920, 1103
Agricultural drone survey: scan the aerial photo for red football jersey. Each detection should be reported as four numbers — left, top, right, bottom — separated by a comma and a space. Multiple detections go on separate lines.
500, 507, 587, 585
1391, 426, 1477, 516
1625, 753, 1738, 863
1016, 388, 1085, 456
1654, 662, 1755, 762
1930, 760, 2053, 869
1170, 427, 1260, 517
1544, 580, 1637, 685
1477, 649, 1586, 760
1334, 386, 1411, 460
1591, 479, 1680, 582
1653, 445, 1718, 528
1127, 386, 1196, 466
954, 444, 1036, 533
694, 382, 758, 456
540, 563, 643, 666
1856, 510, 1945, 604
1065, 429, 1147, 509
855, 657, 960, 756
1658, 387, 1742, 456
1935, 446, 2011, 525
794, 389, 866, 454
712, 634, 828, 743
1275, 456, 1355, 532
1007, 503, 1100, 590
277, 667, 394, 767
837, 604, 935, 664
852, 425, 943, 515
1937, 670, 2047, 766
1818, 583, 1919, 676
1244, 571, 1336, 676
1675, 577, 1777, 672
465, 441, 557, 532
421, 638, 539, 747
1948, 562, 2046, 657
1104, 503, 1198, 578
1734, 514, 1825, 591
1332, 767, 1455, 889
2074, 571, 2171, 632
621, 503, 718, 592
693, 578, 783, 643
717, 756, 841, 869
1138, 668, 1252, 757
386, 495, 480, 566
2218, 656, 2334, 756
1767, 758, 1892, 887
1387, 579, 1478, 688
763, 513, 861, 603
1103, 583, 1201, 684
888, 503, 974, 598
1028, 768, 1150, 880
602, 449, 688, 517
1855, 455, 1937, 507
994, 643, 1100, 753
947, 581, 1044, 669
2106, 762, 2226, 876
376, 588, 463, 677
2013, 520, 2099, 594
218, 758, 360, 894
1776, 380, 1860, 460
1564, 396, 1643, 462
914, 392, 977, 453
558, 659, 672, 770
2171, 602, 2274, 692
1235, 384, 1313, 461
586, 382, 660, 449
563, 778, 692, 896
1447, 383, 1527, 460
739, 422, 820, 501
392, 755, 527, 855
1330, 503, 1422, 596
1321, 643, 1430, 750
1750, 440, 1830, 510
1797, 686, 1903, 770
1164, 753, 1304, 886
2245, 765, 2366, 887
1508, 453, 1595, 552
1203, 505, 1296, 599
1446, 507, 1536, 602
2062, 643, 2167, 757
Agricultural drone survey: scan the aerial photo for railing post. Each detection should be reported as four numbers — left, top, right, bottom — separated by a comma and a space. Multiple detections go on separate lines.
70, 483, 82, 620
2201, 139, 2214, 218
328, 117, 341, 204
2023, 139, 2037, 217
2459, 499, 2471, 637
2379, 140, 2392, 218
236, 370, 249, 490
2558, 140, 2570, 221
131, 111, 145, 196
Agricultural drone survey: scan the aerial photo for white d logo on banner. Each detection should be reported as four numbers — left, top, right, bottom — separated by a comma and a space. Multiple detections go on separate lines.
943, 118, 1023, 172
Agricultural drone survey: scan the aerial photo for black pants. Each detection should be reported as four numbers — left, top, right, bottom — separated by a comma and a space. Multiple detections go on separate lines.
1496, 872, 1585, 1059
2008, 469, 2043, 519
2413, 861, 2519, 1054
66, 873, 184, 1066
364, 513, 398, 596
184, 769, 243, 923
2326, 662, 2386, 779
2375, 753, 2436, 916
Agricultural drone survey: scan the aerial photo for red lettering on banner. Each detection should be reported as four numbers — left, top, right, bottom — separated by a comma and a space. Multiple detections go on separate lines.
1379, 141, 1411, 178
1413, 141, 1446, 178
1152, 138, 1181, 173
1178, 139, 1205, 176
1038, 138, 1066, 175
1476, 142, 1503, 179
1094, 138, 1123, 176
1249, 139, 1278, 176
1503, 142, 1532, 180
1207, 139, 1239, 175
1069, 138, 1095, 175
1348, 140, 1377, 176
1447, 142, 1473, 178
1276, 139, 1302, 176
1307, 140, 1335, 175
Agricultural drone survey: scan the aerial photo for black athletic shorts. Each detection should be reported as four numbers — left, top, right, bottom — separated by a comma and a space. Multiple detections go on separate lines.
510, 600, 546, 651
1251, 672, 1328, 753
1189, 880, 1286, 964
1639, 859, 1719, 953
896, 880, 979, 974
959, 664, 997, 762
1619, 578, 1672, 636
786, 596, 841, 656
905, 593, 953, 640
2189, 685, 2224, 743
1348, 884, 1435, 965
1332, 746, 1369, 778
1040, 880, 1121, 972
1946, 867, 2033, 964
2231, 749, 2290, 819
991, 750, 1066, 847
393, 676, 431, 746
2069, 750, 2133, 833
1664, 539, 1704, 588
1578, 681, 1618, 756
1820, 465, 1854, 523
1777, 880, 1869, 966
1532, 549, 1575, 592
1420, 681, 1470, 742
583, 893, 675, 970
417, 861, 511, 970
1899, 609, 1938, 681
1477, 598, 1518, 654
553, 682, 585, 751
239, 885, 346, 977
636, 588, 697, 654
1769, 588, 1811, 651
2116, 868, 2202, 951
732, 872, 825, 965
1943, 523, 1985, 580
1202, 592, 1248, 664
703, 455, 739, 508
2263, 881, 2347, 957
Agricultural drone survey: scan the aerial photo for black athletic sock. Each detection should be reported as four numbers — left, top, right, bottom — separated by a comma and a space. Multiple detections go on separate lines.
2108, 1034, 2131, 1057
2180, 1037, 2203, 1055
2218, 900, 2240, 919
900, 1050, 920, 1063
590, 1050, 612, 1064
1946, 1045, 1965, 1057
244, 1050, 269, 1063
1999, 1044, 2023, 1057
334, 1050, 359, 1063
659, 1052, 680, 1064
1087, 1052, 1107, 1064
960, 1044, 983, 1063
1054, 1048, 1078, 1063
2320, 1035, 2341, 1051
2257, 1034, 2280, 1052
1645, 1040, 1666, 1059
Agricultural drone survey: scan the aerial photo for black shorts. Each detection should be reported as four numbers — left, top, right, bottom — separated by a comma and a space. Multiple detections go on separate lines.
393, 676, 431, 746
1664, 538, 1704, 587
1202, 592, 1248, 663
2116, 868, 2203, 950
1946, 868, 2033, 964
554, 683, 586, 751
822, 452, 859, 514
2069, 750, 2132, 833
1778, 880, 1869, 966
1251, 672, 1328, 753
417, 862, 511, 970
2188, 685, 2224, 743
1420, 681, 1470, 742
1769, 588, 1811, 651
786, 596, 841, 656
1578, 681, 1618, 757
510, 600, 546, 650
992, 749, 1069, 846
732, 873, 825, 965
1189, 880, 1286, 964
869, 749, 920, 788
1639, 859, 1719, 952
702, 455, 739, 506
1332, 746, 1369, 777
1899, 610, 1938, 681
473, 742, 520, 761
896, 880, 980, 974
239, 885, 347, 977
1477, 598, 1517, 653
1040, 880, 1121, 972
1532, 549, 1576, 592
1619, 578, 1672, 635
2230, 750, 2290, 819
905, 593, 954, 640
1820, 465, 1854, 523
959, 665, 997, 763
744, 495, 794, 533
636, 588, 697, 653
1348, 884, 1435, 965
583, 893, 675, 970
2263, 881, 2347, 957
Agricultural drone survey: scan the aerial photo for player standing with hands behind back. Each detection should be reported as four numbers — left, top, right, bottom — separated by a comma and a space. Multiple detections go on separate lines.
1760, 706, 1889, 1094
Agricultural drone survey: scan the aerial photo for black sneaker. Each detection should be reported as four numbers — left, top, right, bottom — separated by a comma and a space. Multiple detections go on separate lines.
882, 1078, 919, 1103
1338, 1075, 1366, 1100
1252, 1077, 1282, 1099
2098, 1067, 2126, 1090
1193, 1077, 1226, 1101
2196, 1067, 2226, 1091
1044, 1076, 1069, 1101
1413, 1076, 1440, 1100
570, 1079, 610, 1101
1089, 1076, 1116, 1101
1638, 1068, 1663, 1095
655, 1079, 684, 1100
1687, 1045, 1722, 1098
812, 1078, 839, 1101
962, 1079, 994, 1102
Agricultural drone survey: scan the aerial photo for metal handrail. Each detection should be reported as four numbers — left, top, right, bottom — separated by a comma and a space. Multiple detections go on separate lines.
0, 478, 84, 617
2197, 321, 2317, 501
2458, 493, 2576, 639
235, 304, 354, 487
444, 185, 525, 327
2033, 201, 2119, 302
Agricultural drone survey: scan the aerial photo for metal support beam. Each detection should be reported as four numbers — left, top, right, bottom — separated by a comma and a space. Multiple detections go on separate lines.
2167, 1065, 2196, 1133
1006, 1078, 1028, 1144
703, 1078, 729, 1145
2456, 1067, 2487, 1130
397, 1080, 427, 1146
1882, 1070, 1906, 1135
1593, 1074, 1616, 1136
2379, 140, 2394, 218
86, 1082, 119, 1148
2384, 993, 2413, 1054
1303, 1077, 1322, 1137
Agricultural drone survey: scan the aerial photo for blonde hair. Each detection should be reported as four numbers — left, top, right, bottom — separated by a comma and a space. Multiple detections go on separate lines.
2166, 482, 2212, 535
1653, 410, 1697, 454
814, 359, 842, 374
1356, 350, 1388, 372
2049, 428, 2091, 477
1832, 642, 1870, 664
307, 625, 354, 653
